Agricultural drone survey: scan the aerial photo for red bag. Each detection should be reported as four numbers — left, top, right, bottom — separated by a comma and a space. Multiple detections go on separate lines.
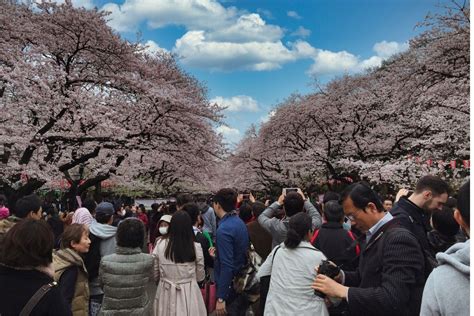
200, 281, 216, 313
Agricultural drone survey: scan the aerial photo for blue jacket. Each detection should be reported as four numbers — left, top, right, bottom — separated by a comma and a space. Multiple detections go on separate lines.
214, 212, 249, 301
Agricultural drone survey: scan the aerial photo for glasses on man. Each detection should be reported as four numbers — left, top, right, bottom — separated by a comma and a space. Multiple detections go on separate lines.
345, 208, 362, 221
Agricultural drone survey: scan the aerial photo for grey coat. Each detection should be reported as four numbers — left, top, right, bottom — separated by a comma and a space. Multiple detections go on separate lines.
420, 240, 470, 316
99, 247, 154, 316
258, 200, 322, 249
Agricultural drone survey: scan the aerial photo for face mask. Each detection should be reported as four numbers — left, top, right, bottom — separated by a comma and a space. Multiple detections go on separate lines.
120, 210, 126, 217
159, 226, 168, 235
342, 221, 351, 231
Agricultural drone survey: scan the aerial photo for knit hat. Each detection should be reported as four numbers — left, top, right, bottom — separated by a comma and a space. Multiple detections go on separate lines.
95, 202, 115, 216
0, 207, 9, 220
72, 207, 93, 226
159, 214, 172, 224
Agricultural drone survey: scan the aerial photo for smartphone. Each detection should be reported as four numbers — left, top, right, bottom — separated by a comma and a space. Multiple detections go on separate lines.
283, 188, 298, 194
242, 194, 250, 200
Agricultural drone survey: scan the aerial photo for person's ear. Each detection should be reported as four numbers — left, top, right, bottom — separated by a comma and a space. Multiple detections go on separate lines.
366, 202, 377, 213
423, 191, 432, 200
454, 208, 467, 230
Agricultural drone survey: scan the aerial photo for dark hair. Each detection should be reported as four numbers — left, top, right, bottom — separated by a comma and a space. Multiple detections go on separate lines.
15, 194, 42, 219
213, 188, 237, 212
0, 194, 7, 207
165, 211, 196, 263
323, 200, 344, 222
113, 200, 122, 213
431, 206, 460, 236
83, 199, 97, 215
60, 224, 88, 249
323, 191, 340, 204
151, 203, 159, 211
138, 204, 146, 213
168, 202, 177, 215
117, 219, 145, 248
252, 201, 266, 218
283, 192, 304, 217
456, 180, 470, 226
284, 212, 312, 249
181, 203, 200, 224
415, 175, 450, 196
446, 197, 457, 209
95, 213, 113, 224
176, 194, 194, 208
239, 202, 253, 222
340, 182, 384, 212
1, 219, 53, 267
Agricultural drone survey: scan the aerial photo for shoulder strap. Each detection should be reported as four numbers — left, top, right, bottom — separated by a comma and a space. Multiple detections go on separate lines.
347, 230, 361, 256
310, 229, 320, 244
19, 282, 57, 316
271, 245, 281, 266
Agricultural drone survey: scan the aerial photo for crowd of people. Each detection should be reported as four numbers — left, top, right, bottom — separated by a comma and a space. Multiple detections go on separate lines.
0, 174, 470, 316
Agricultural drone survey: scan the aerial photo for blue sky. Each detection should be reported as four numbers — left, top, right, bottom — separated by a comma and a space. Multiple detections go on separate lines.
72, 0, 446, 146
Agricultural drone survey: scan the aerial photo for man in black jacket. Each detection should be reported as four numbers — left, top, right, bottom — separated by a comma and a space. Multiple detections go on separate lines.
312, 182, 425, 316
391, 175, 449, 274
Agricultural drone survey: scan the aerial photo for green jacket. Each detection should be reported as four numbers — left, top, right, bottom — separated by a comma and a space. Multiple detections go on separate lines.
99, 246, 154, 315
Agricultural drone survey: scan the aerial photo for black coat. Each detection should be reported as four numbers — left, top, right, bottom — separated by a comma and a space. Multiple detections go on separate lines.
390, 197, 433, 256
312, 222, 359, 271
344, 220, 425, 316
0, 265, 71, 316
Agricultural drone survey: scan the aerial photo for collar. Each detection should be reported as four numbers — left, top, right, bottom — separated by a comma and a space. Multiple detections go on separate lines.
220, 210, 237, 222
193, 226, 200, 235
322, 222, 344, 229
115, 246, 142, 255
366, 212, 393, 243
396, 197, 426, 221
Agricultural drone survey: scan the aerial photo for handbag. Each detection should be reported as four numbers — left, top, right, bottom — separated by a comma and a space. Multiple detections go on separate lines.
233, 242, 262, 303
200, 280, 217, 313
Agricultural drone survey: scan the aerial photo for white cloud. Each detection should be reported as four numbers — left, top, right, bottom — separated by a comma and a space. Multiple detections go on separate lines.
101, 0, 238, 32
140, 40, 169, 55
216, 125, 242, 144
291, 26, 311, 38
210, 95, 259, 112
206, 14, 283, 43
256, 8, 274, 20
174, 31, 297, 71
260, 109, 276, 123
287, 11, 302, 19
306, 40, 409, 76
373, 41, 409, 58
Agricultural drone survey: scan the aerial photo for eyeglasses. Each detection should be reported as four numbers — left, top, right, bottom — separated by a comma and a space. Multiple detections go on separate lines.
345, 208, 362, 221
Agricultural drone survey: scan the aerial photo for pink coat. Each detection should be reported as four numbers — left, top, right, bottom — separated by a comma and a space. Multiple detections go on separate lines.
152, 239, 206, 316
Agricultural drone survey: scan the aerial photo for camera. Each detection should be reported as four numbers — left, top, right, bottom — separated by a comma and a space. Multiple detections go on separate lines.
283, 188, 298, 194
314, 260, 341, 298
241, 193, 250, 200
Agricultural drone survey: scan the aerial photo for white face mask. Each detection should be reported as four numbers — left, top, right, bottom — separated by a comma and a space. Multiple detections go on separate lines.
120, 210, 126, 217
159, 226, 168, 235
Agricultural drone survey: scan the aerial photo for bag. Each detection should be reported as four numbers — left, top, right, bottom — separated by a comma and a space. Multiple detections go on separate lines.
200, 280, 217, 313
259, 245, 281, 314
233, 242, 262, 303
20, 281, 57, 316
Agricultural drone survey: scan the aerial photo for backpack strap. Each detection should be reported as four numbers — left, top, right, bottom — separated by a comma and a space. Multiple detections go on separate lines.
19, 281, 57, 316
310, 229, 320, 244
347, 230, 361, 256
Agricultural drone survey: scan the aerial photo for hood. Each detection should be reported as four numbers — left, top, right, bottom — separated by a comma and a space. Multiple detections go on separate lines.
436, 239, 470, 277
89, 221, 117, 240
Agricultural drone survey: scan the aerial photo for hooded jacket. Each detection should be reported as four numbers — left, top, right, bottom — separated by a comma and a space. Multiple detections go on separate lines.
53, 248, 89, 315
420, 240, 470, 315
87, 220, 117, 296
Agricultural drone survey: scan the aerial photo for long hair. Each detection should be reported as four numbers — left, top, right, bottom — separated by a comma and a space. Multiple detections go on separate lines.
284, 212, 312, 249
164, 211, 196, 263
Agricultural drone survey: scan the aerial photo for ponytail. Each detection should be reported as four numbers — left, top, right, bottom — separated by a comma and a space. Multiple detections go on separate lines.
284, 212, 312, 249
285, 228, 302, 248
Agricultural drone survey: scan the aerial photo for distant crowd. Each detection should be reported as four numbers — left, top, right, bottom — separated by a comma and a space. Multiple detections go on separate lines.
0, 174, 470, 316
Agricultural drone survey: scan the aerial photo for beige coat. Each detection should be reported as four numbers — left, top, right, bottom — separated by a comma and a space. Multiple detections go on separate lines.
152, 238, 206, 316
53, 248, 89, 316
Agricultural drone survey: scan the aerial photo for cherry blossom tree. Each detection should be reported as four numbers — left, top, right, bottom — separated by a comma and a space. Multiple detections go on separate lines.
0, 1, 223, 207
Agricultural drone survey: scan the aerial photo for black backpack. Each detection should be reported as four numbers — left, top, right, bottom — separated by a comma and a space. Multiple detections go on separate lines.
83, 233, 102, 280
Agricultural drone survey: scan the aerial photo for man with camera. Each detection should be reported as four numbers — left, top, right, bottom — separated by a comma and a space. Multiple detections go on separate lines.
312, 182, 425, 316
258, 188, 322, 249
